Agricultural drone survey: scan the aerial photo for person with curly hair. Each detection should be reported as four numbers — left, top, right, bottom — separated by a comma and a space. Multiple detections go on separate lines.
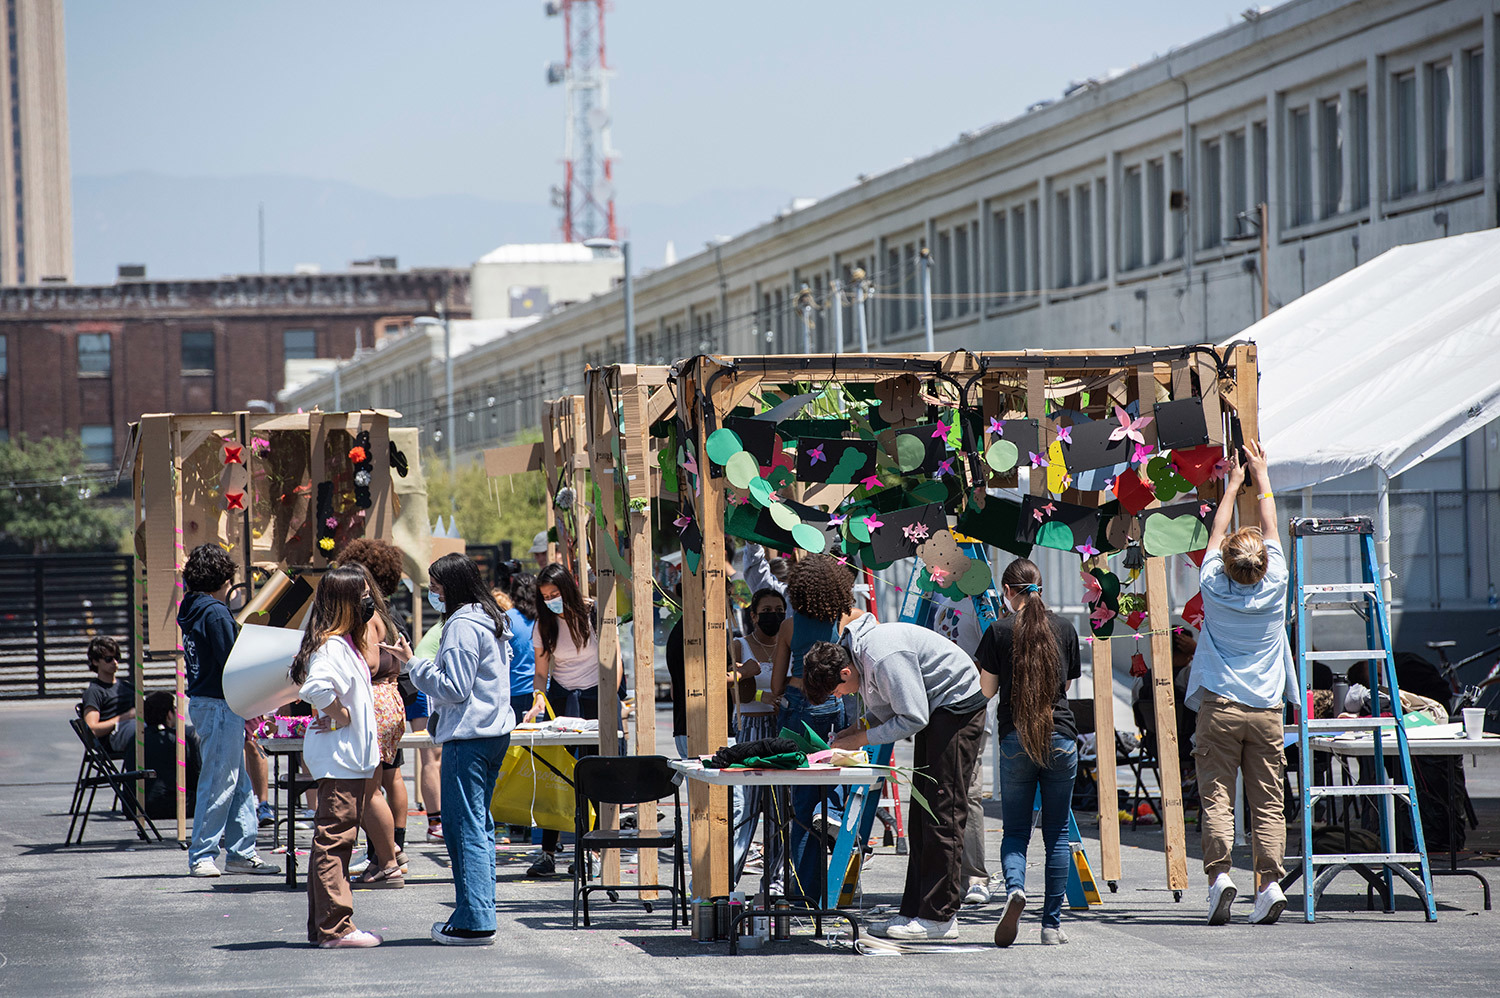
801, 610, 985, 941
180, 543, 279, 879
768, 553, 862, 900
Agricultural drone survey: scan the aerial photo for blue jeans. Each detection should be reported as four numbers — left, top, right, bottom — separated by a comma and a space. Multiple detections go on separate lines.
442, 734, 511, 931
998, 731, 1077, 929
780, 687, 845, 900
187, 697, 258, 869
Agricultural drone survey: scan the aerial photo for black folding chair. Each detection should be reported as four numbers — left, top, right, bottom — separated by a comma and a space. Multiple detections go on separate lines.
571, 755, 687, 929
1116, 730, 1163, 828
66, 717, 164, 845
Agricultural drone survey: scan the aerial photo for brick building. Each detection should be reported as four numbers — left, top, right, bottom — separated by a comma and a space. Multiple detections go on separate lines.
0, 268, 469, 465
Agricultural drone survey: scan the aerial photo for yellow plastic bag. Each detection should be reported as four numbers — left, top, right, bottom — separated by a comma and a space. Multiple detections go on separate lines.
489, 740, 595, 833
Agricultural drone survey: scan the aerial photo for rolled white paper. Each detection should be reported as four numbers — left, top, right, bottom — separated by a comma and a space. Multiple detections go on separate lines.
223, 623, 306, 719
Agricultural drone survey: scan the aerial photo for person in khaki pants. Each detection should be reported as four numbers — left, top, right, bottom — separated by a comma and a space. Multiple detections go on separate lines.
1185, 440, 1298, 927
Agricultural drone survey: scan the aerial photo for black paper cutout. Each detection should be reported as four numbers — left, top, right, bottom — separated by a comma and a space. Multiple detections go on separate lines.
1061, 417, 1131, 473
795, 437, 877, 484
1154, 398, 1210, 450
1015, 495, 1104, 553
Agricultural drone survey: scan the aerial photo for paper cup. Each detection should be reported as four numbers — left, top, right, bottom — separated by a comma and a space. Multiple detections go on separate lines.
1462, 707, 1486, 740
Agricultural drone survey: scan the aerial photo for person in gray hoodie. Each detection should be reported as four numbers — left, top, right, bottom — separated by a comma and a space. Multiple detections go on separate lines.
802, 613, 987, 942
400, 553, 514, 946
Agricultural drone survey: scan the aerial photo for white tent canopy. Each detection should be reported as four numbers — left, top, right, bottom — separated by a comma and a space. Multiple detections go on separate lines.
1222, 227, 1500, 494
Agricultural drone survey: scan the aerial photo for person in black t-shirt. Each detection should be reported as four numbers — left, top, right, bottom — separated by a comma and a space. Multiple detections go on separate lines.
143, 691, 201, 819
79, 636, 136, 757
976, 558, 1081, 948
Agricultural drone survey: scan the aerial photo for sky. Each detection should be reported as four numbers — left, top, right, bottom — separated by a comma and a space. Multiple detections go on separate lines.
65, 1, 1273, 271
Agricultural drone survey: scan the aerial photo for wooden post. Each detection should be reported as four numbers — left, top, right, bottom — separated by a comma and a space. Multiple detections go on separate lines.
1229, 344, 1261, 524
130, 432, 148, 778
587, 376, 624, 886
1136, 360, 1189, 893
543, 400, 562, 567
1090, 371, 1127, 884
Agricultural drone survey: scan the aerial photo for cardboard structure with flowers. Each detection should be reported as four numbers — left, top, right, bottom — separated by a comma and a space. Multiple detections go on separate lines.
125, 409, 418, 838
670, 344, 1260, 901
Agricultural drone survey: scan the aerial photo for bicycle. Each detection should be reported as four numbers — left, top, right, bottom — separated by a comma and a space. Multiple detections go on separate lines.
1426, 625, 1500, 716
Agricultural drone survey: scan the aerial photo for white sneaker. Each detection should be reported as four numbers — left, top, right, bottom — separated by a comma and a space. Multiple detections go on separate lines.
1250, 881, 1287, 925
1207, 872, 1237, 926
1040, 926, 1070, 945
867, 915, 913, 938
885, 915, 958, 941
189, 860, 221, 878
963, 882, 992, 906
348, 856, 373, 876
994, 889, 1026, 947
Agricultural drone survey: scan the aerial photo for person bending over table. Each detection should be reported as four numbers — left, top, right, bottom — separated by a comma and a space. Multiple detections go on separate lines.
80, 635, 136, 757
1186, 439, 1297, 927
405, 553, 516, 946
802, 613, 987, 942
291, 565, 383, 949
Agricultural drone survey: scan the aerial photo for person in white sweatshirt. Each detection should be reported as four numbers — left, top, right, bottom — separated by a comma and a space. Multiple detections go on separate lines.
401, 553, 515, 946
289, 565, 383, 949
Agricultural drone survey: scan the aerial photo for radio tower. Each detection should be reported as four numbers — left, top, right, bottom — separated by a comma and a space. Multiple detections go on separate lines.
546, 0, 618, 243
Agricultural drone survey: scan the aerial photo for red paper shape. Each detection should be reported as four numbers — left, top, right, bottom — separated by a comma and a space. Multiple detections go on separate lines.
1112, 467, 1156, 514
225, 491, 245, 510
1171, 444, 1221, 486
1125, 609, 1147, 631
348, 446, 368, 464
223, 444, 243, 465
1183, 592, 1205, 630
1128, 652, 1148, 678
1185, 547, 1208, 567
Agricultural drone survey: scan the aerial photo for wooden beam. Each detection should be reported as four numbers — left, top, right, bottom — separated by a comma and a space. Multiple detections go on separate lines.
1229, 344, 1261, 525
586, 377, 623, 887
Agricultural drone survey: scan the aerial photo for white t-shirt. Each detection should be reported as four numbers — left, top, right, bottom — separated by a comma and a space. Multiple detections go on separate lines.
734, 635, 777, 715
298, 635, 379, 781
539, 624, 600, 691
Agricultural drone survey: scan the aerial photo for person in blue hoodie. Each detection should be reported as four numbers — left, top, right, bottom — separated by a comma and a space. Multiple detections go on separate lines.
401, 553, 515, 946
179, 543, 279, 878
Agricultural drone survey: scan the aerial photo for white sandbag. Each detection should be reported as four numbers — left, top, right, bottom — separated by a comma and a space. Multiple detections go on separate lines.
223, 624, 305, 719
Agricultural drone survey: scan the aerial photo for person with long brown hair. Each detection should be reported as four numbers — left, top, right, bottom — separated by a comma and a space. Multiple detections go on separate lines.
976, 557, 1081, 947
289, 565, 383, 948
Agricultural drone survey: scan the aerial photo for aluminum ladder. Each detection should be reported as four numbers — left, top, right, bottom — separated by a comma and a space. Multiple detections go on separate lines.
1290, 515, 1436, 923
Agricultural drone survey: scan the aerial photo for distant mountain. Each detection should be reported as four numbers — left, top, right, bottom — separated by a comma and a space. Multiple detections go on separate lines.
71, 172, 793, 284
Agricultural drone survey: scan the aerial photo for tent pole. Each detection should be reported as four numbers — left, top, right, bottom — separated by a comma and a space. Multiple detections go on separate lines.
1300, 486, 1312, 517
1376, 469, 1394, 606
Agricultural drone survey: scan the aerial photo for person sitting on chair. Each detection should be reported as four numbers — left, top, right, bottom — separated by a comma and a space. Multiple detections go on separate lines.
142, 691, 201, 820
80, 636, 136, 758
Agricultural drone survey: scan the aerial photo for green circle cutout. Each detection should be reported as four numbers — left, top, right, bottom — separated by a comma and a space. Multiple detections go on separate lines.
769, 502, 800, 530
705, 428, 744, 466
748, 477, 775, 508
791, 523, 826, 553
725, 451, 759, 489
957, 558, 993, 596
896, 434, 926, 472
849, 514, 873, 543
986, 439, 1019, 473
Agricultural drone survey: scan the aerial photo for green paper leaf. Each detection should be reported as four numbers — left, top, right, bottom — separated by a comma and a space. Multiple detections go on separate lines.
909, 480, 948, 505
705, 428, 744, 466
1142, 514, 1210, 557
791, 522, 826, 553
1036, 520, 1076, 551
957, 558, 992, 596
768, 501, 800, 530
849, 513, 873, 543
748, 477, 775, 508
896, 434, 926, 472
768, 466, 795, 490
986, 439, 1019, 473
725, 451, 759, 489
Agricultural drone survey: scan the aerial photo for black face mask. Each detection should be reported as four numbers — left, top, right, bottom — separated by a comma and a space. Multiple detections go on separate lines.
359, 596, 377, 623
755, 611, 785, 637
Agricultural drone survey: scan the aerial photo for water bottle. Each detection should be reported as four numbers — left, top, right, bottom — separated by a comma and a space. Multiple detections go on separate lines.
1330, 677, 1349, 717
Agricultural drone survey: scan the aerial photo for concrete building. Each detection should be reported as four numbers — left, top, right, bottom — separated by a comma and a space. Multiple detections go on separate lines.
2, 0, 71, 284
281, 0, 1500, 626
0, 268, 468, 466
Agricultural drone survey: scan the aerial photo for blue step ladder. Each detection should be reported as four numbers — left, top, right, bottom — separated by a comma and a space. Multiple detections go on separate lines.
825, 541, 1100, 909
1289, 516, 1436, 923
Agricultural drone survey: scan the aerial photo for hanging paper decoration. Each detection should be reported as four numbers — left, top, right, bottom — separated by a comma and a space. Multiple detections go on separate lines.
225, 491, 245, 511
349, 430, 374, 509
223, 443, 244, 465
388, 440, 409, 477
315, 481, 337, 558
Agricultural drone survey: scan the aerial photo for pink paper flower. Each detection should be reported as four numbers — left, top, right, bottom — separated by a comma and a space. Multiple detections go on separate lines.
325, 516, 338, 529
1032, 509, 1045, 523
929, 567, 949, 585
1090, 604, 1117, 628
1131, 442, 1154, 465
902, 523, 930, 543
1199, 503, 1213, 517
1081, 571, 1102, 603
935, 458, 954, 477
1109, 404, 1154, 445
1056, 425, 1073, 445
863, 514, 884, 532
1076, 540, 1100, 558
860, 474, 882, 490
683, 452, 698, 476
1030, 451, 1048, 468
932, 421, 949, 439
1042, 502, 1057, 515
807, 444, 826, 465
829, 513, 846, 527
673, 514, 692, 533
987, 417, 1005, 436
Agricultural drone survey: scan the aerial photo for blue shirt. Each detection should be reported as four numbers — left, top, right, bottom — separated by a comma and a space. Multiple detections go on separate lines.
1186, 539, 1299, 711
506, 608, 536, 697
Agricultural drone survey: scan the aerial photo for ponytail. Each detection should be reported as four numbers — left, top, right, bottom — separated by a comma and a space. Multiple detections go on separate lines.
1003, 558, 1059, 765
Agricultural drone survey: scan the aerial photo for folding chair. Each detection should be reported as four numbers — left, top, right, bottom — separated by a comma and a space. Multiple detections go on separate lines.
66, 717, 164, 845
571, 755, 688, 929
1115, 730, 1163, 828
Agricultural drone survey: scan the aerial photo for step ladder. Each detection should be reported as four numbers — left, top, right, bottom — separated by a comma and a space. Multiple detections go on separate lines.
1290, 516, 1436, 923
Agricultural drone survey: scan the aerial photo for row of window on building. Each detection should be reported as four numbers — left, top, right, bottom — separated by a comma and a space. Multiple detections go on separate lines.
56, 328, 323, 377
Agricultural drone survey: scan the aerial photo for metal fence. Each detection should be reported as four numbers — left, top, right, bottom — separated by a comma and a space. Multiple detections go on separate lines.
0, 554, 147, 699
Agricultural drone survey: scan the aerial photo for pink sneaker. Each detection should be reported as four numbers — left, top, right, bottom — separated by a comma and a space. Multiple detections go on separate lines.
318, 929, 383, 949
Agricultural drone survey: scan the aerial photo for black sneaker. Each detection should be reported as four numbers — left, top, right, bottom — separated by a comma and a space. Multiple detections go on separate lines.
431, 921, 495, 947
526, 852, 556, 877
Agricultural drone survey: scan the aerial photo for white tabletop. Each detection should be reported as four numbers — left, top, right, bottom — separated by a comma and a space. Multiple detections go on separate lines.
670, 758, 883, 787
1311, 723, 1500, 758
259, 725, 598, 753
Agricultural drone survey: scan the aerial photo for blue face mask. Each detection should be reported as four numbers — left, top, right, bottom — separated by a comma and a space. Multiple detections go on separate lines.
544, 596, 565, 615
428, 590, 445, 614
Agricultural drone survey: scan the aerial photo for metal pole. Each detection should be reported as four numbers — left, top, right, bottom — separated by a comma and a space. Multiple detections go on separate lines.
1376, 469, 1394, 606
441, 294, 456, 477
1259, 202, 1270, 319
920, 247, 935, 350
830, 279, 842, 356
333, 363, 341, 410
622, 241, 635, 363
854, 270, 869, 353
799, 284, 812, 354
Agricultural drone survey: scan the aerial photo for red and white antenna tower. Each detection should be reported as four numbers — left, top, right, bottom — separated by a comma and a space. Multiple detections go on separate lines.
545, 0, 617, 243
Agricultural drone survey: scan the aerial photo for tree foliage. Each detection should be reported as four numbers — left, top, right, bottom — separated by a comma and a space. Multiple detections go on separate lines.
422, 435, 549, 559
0, 435, 129, 554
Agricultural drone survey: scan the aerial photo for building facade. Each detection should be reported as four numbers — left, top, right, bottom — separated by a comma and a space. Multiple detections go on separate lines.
0, 269, 468, 465
3, 0, 70, 284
